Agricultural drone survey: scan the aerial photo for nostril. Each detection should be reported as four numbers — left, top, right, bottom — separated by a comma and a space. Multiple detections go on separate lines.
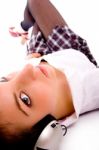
40, 59, 48, 63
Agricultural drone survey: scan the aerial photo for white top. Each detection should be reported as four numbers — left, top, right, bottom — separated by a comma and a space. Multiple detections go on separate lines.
24, 49, 99, 127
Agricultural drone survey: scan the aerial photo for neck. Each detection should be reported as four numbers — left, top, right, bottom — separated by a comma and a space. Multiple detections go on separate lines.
54, 68, 75, 119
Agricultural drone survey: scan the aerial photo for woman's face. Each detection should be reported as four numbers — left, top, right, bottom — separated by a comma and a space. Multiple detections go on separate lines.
0, 61, 68, 134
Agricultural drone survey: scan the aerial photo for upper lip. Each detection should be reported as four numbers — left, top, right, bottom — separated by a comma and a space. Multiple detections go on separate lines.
37, 65, 49, 77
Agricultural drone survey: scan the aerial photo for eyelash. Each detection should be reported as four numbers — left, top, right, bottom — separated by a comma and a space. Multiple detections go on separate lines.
0, 77, 9, 82
20, 92, 31, 107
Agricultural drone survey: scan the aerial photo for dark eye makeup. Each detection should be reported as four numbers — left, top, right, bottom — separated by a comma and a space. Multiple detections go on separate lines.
0, 77, 9, 82
20, 92, 31, 107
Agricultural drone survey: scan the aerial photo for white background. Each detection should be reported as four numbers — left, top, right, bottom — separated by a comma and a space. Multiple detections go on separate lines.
0, 1, 99, 149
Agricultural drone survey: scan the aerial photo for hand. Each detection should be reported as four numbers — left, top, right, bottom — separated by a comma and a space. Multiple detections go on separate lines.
26, 53, 41, 59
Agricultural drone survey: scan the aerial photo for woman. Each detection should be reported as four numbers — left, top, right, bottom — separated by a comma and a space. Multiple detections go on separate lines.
0, 0, 98, 149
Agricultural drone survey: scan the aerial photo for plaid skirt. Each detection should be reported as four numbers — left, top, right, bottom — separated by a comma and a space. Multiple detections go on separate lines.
27, 25, 97, 66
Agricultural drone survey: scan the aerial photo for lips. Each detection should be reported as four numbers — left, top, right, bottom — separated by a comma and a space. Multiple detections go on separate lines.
37, 65, 49, 77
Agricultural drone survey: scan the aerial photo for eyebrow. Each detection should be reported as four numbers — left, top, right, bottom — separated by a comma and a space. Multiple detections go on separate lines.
13, 93, 29, 116
0, 77, 9, 82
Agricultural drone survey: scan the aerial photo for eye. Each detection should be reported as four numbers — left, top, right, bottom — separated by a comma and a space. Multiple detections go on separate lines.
20, 92, 31, 106
0, 77, 8, 82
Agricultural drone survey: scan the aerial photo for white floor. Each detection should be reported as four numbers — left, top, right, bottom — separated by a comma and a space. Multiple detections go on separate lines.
0, 1, 99, 149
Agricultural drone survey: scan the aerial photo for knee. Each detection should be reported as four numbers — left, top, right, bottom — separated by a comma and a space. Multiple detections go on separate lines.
28, 0, 41, 7
28, 0, 49, 8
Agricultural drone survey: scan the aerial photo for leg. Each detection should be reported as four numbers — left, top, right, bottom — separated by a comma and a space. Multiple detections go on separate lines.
9, 0, 67, 40
9, 1, 35, 38
28, 0, 68, 39
26, 0, 68, 57
26, 0, 97, 66
21, 2, 35, 31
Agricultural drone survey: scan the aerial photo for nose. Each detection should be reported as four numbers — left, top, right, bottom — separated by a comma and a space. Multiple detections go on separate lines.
16, 64, 35, 84
23, 64, 34, 73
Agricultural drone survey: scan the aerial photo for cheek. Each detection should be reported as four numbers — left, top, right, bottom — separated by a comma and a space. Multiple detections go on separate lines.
32, 82, 56, 111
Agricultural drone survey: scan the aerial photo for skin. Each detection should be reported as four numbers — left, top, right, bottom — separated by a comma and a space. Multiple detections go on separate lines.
22, 0, 68, 57
28, 0, 67, 39
0, 61, 74, 135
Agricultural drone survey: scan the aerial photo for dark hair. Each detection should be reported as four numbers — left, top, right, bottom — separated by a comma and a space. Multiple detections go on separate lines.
0, 115, 55, 150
